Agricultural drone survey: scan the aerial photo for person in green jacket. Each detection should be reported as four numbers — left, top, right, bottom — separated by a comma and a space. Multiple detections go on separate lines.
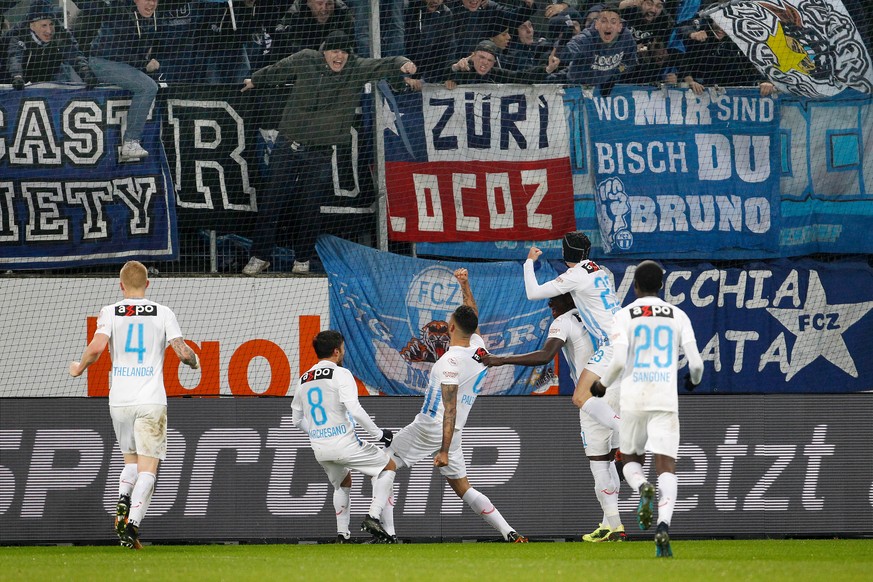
240, 30, 416, 275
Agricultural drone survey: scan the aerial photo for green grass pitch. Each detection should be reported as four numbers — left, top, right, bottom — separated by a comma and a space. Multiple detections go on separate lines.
2, 539, 872, 581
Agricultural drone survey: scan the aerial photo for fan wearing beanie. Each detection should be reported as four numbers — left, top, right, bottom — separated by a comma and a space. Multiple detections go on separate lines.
238, 31, 416, 276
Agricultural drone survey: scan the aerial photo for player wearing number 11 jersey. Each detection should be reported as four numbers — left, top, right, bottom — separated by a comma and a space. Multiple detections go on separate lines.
595, 260, 704, 558
69, 261, 200, 549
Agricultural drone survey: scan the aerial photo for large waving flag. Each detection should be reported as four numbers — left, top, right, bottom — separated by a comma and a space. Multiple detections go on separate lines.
709, 0, 873, 97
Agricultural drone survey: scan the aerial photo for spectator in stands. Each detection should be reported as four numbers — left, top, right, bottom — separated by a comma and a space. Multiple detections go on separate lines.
156, 0, 196, 82
505, 19, 551, 72
443, 38, 560, 88
481, 20, 512, 69
70, 0, 113, 57
271, 0, 353, 62
677, 17, 777, 96
89, 0, 162, 162
346, 0, 404, 57
619, 0, 675, 84
194, 0, 278, 84
239, 31, 416, 275
244, 0, 287, 72
449, 0, 536, 61
6, 0, 98, 88
558, 2, 637, 93
403, 0, 455, 86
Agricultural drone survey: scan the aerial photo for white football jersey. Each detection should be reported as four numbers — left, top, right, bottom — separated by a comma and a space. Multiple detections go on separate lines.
419, 334, 488, 430
95, 298, 183, 407
548, 309, 596, 384
291, 360, 361, 453
547, 261, 620, 347
612, 297, 699, 413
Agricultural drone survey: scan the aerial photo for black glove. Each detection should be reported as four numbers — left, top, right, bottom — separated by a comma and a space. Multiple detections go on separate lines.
83, 70, 98, 89
590, 380, 607, 398
12, 75, 25, 90
379, 428, 393, 447
683, 373, 698, 392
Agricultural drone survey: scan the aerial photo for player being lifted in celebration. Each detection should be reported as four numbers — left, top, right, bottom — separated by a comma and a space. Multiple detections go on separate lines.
483, 293, 626, 542
521, 232, 624, 529
291, 330, 397, 543
69, 261, 200, 549
593, 260, 703, 558
375, 268, 529, 543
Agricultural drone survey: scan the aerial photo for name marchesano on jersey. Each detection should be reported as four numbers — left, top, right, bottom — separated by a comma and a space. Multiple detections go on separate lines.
115, 304, 157, 317
629, 305, 674, 319
300, 367, 335, 383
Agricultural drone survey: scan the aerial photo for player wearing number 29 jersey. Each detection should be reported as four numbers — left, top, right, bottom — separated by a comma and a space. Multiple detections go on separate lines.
97, 298, 183, 407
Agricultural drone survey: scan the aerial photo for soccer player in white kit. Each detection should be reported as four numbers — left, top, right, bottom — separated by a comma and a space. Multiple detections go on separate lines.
376, 268, 528, 543
291, 330, 397, 543
483, 293, 626, 542
69, 261, 200, 549
594, 260, 704, 558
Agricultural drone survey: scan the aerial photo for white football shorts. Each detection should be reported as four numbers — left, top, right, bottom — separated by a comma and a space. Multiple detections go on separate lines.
584, 344, 614, 379
110, 404, 168, 460
389, 414, 466, 479
315, 439, 391, 489
620, 409, 680, 459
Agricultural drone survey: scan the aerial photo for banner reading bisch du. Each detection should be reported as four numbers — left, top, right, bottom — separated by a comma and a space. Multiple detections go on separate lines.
583, 85, 782, 257
0, 86, 177, 269
383, 84, 576, 243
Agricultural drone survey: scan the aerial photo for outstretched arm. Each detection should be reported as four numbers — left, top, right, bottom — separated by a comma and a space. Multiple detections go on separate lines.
433, 383, 458, 467
483, 338, 565, 367
523, 248, 562, 300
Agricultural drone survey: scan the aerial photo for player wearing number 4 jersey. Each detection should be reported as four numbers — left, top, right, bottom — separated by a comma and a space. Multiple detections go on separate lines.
374, 268, 529, 543
594, 260, 704, 558
69, 261, 200, 549
291, 330, 396, 543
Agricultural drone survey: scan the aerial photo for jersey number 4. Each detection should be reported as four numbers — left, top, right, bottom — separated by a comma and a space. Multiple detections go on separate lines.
124, 323, 146, 364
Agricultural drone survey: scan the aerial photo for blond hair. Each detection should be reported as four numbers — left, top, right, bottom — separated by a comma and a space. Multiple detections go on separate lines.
120, 261, 148, 290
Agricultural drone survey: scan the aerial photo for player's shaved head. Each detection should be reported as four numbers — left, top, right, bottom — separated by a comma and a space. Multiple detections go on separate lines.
120, 261, 148, 290
452, 305, 478, 335
314, 330, 344, 358
634, 260, 664, 293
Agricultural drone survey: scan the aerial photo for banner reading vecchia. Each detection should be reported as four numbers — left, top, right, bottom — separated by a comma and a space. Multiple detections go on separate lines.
383, 84, 576, 242
0, 86, 177, 268
583, 85, 781, 257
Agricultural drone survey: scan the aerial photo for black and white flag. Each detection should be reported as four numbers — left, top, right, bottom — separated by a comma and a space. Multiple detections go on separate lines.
710, 0, 873, 97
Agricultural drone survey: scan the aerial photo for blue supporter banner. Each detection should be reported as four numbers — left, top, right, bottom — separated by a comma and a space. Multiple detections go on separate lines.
0, 86, 177, 269
584, 85, 782, 257
319, 235, 562, 396
322, 234, 873, 394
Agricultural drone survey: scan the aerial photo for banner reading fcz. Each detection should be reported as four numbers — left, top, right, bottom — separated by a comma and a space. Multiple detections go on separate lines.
0, 87, 176, 269
383, 85, 576, 242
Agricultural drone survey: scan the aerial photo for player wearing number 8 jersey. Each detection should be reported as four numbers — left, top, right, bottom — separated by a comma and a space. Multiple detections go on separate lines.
291, 330, 396, 542
594, 260, 704, 558
69, 261, 200, 549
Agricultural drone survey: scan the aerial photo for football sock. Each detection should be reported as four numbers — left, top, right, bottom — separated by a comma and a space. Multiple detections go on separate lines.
607, 460, 622, 528
369, 470, 395, 520
657, 472, 678, 527
623, 461, 646, 493
463, 487, 513, 538
127, 471, 155, 527
118, 463, 138, 498
381, 493, 396, 536
590, 460, 621, 529
582, 397, 620, 432
334, 486, 351, 536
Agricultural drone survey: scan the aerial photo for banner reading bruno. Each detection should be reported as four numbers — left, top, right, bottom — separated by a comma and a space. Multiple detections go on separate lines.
322, 236, 873, 395
0, 86, 177, 269
583, 85, 781, 256
383, 84, 576, 243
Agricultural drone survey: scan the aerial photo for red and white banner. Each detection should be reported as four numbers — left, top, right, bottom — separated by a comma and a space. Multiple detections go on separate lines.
383, 85, 576, 242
